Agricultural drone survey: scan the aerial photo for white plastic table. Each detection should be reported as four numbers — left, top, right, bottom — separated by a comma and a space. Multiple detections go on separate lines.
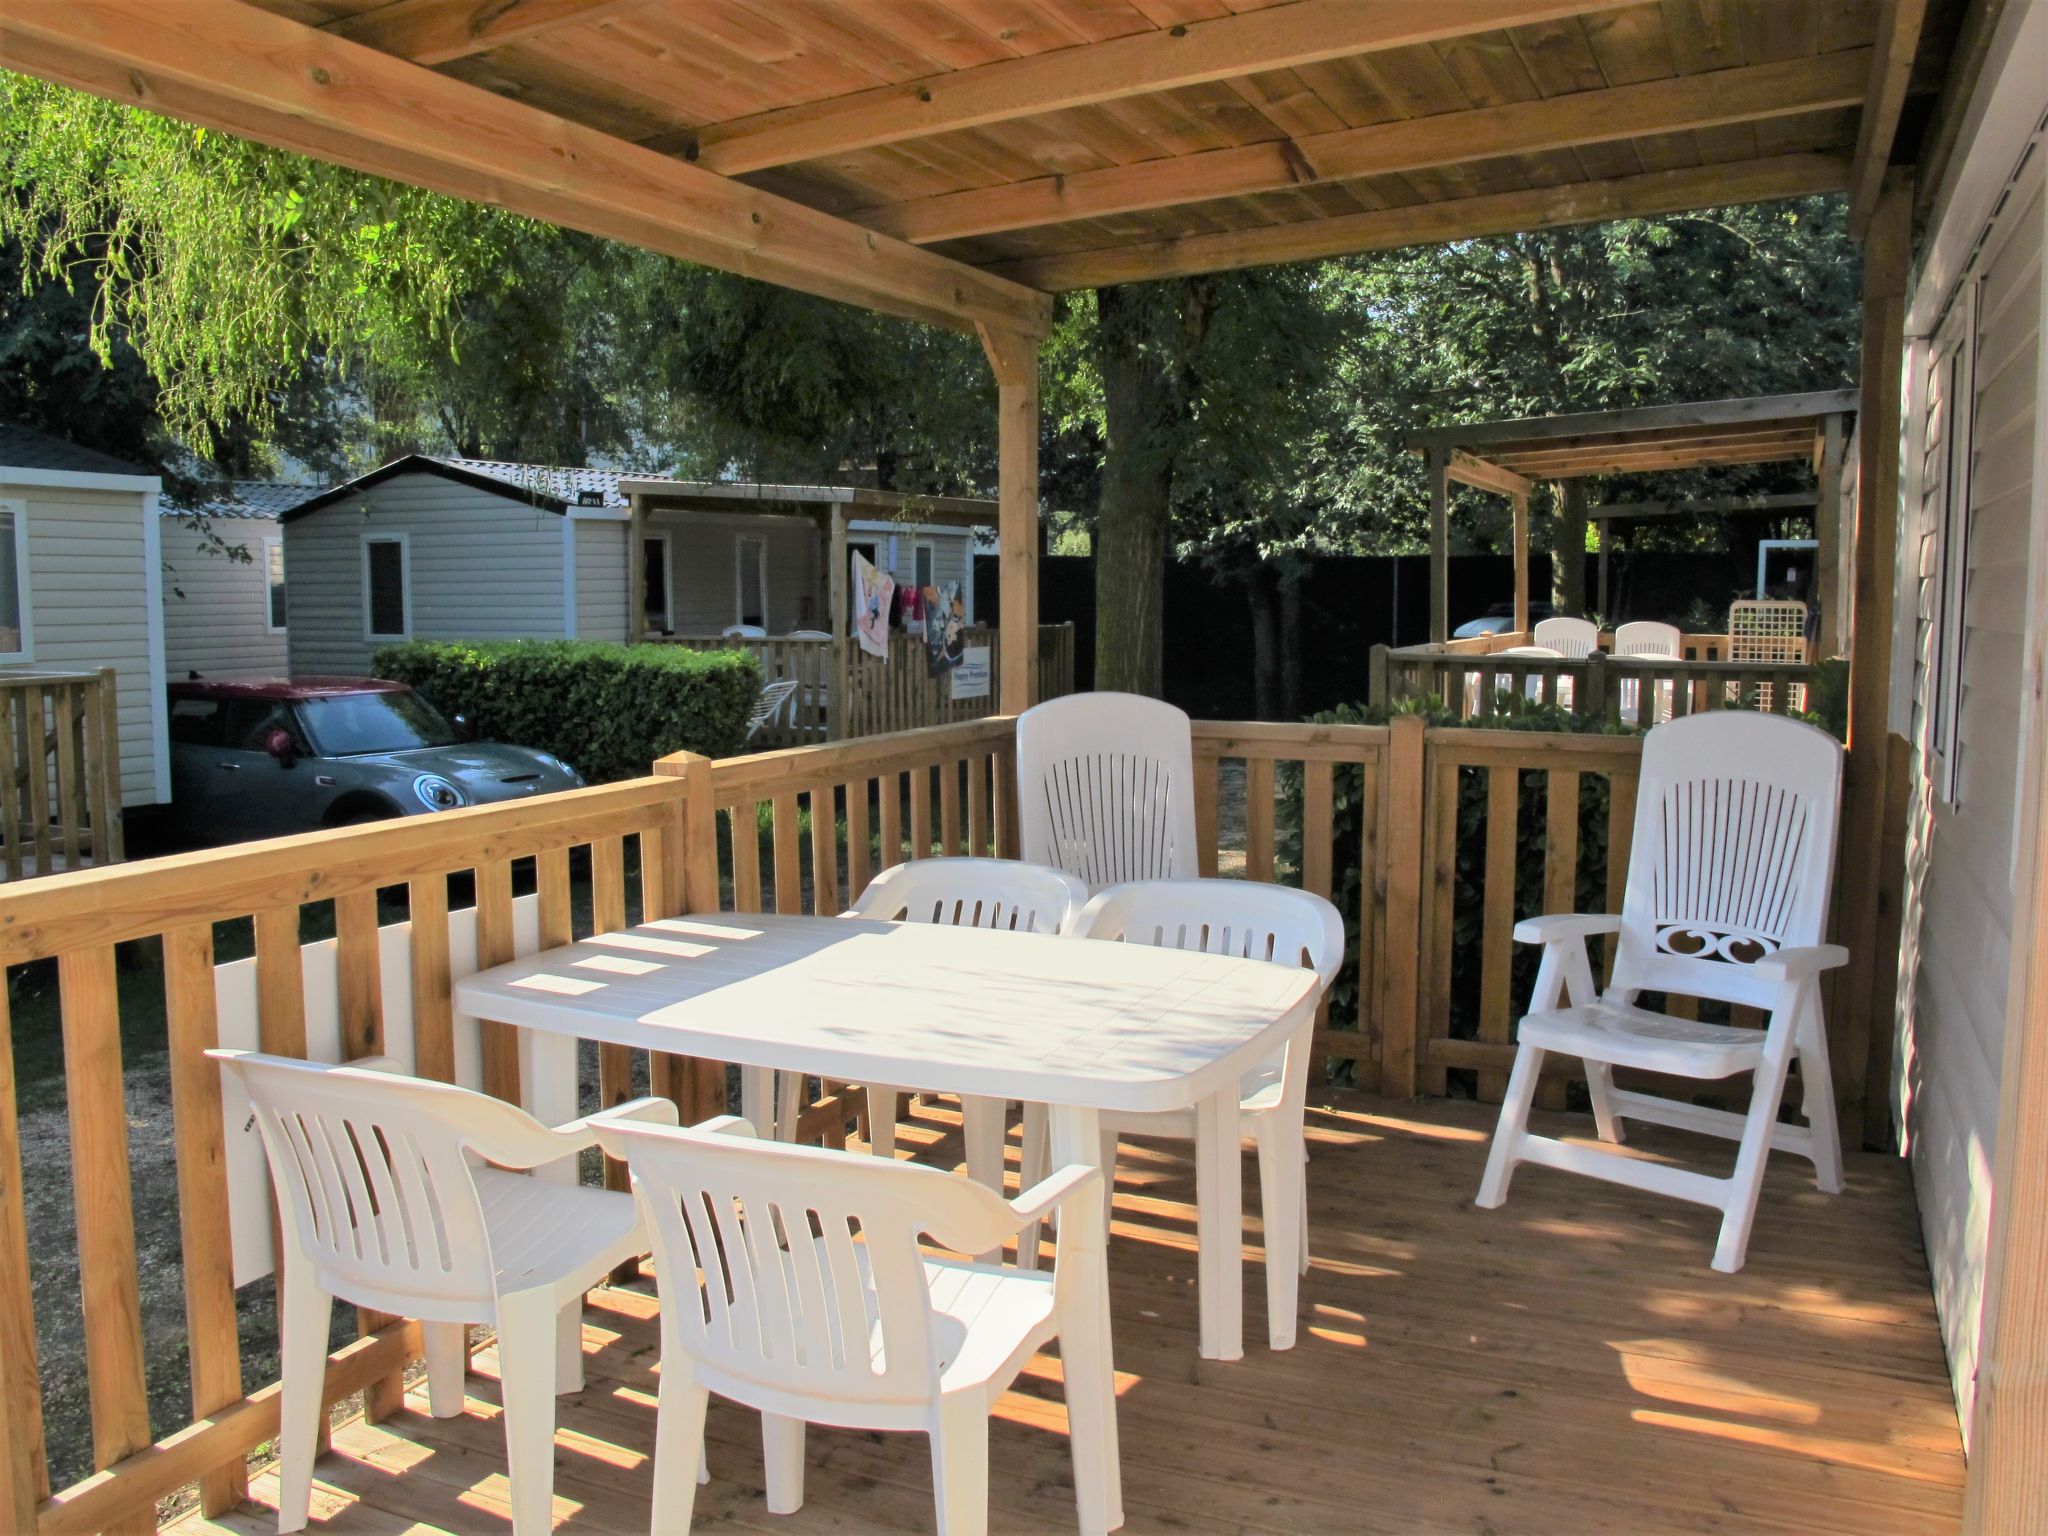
454, 911, 1319, 1375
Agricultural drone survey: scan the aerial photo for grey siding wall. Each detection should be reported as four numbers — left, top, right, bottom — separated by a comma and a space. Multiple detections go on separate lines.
0, 476, 164, 805
285, 472, 569, 673
574, 517, 629, 642
651, 512, 823, 635
849, 523, 979, 621
1893, 143, 2042, 1439
161, 515, 288, 678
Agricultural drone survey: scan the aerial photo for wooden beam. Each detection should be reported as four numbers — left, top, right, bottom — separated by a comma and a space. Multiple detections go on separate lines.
993, 154, 1849, 291
1511, 492, 1530, 638
1912, 0, 2009, 222
1848, 0, 1931, 235
1411, 389, 1861, 450
0, 2, 1051, 339
687, 0, 1637, 177
828, 507, 848, 743
323, 0, 646, 66
1427, 448, 1450, 646
1814, 414, 1847, 656
861, 50, 1869, 245
1587, 493, 1820, 519
980, 326, 1040, 716
1445, 451, 1532, 499
625, 496, 647, 645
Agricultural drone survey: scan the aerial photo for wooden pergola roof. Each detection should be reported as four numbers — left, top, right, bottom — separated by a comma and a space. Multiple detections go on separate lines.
0, 2, 1967, 340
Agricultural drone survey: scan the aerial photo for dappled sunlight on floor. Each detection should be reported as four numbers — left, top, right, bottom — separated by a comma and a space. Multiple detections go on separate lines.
166, 1090, 1963, 1536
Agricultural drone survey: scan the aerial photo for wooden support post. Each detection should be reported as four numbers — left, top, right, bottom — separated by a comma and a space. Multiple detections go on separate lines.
1815, 413, 1847, 655
979, 324, 1041, 714
828, 506, 848, 742
626, 495, 647, 645
1511, 490, 1530, 637
1428, 448, 1450, 645
1380, 714, 1426, 1096
1836, 172, 1910, 1146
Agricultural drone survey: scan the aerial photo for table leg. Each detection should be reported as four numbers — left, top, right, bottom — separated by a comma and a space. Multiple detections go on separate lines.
518, 1029, 587, 1391
1048, 1105, 1123, 1533
1195, 1087, 1244, 1362
740, 1065, 776, 1139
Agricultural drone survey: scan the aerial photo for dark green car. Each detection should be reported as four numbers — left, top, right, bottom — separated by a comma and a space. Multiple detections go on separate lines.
165, 675, 584, 844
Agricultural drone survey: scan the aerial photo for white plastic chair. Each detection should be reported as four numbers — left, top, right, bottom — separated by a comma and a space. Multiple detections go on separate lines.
1016, 692, 1198, 891
1475, 712, 1848, 1272
591, 1112, 1119, 1536
744, 677, 801, 740
783, 628, 832, 640
1613, 621, 1681, 724
1532, 615, 1600, 657
841, 858, 1090, 1181
209, 1050, 678, 1535
724, 623, 768, 639
1061, 879, 1344, 1348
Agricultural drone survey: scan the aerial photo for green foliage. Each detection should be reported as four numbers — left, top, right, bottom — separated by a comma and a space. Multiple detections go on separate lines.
371, 640, 760, 783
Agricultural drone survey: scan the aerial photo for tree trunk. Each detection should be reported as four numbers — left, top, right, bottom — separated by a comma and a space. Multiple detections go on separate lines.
1277, 570, 1303, 720
1551, 478, 1588, 616
1247, 568, 1280, 719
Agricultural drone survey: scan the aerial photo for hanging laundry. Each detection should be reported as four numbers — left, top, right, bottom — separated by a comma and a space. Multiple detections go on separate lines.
899, 581, 925, 640
925, 581, 966, 676
851, 550, 894, 660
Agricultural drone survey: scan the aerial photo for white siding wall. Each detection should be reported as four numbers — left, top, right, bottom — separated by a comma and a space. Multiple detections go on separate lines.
161, 515, 288, 678
574, 517, 629, 642
1892, 136, 2043, 1439
0, 476, 165, 806
285, 472, 571, 673
850, 523, 979, 623
652, 512, 823, 634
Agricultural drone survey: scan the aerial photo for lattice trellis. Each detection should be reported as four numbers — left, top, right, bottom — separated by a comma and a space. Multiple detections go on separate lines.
1729, 600, 1809, 710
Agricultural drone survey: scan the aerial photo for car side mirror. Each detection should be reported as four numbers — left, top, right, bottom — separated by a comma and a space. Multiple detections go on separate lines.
263, 726, 298, 767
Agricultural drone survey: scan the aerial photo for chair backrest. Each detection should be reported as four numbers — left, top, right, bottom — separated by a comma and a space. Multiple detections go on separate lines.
1015, 692, 1199, 890
1613, 621, 1681, 658
746, 677, 802, 738
209, 1050, 547, 1308
784, 629, 832, 640
1532, 616, 1600, 657
595, 1118, 1020, 1409
1611, 713, 1843, 1009
1073, 879, 1346, 994
724, 623, 767, 639
848, 857, 1087, 935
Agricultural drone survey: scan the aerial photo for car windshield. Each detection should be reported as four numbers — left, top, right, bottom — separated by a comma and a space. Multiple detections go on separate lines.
297, 690, 460, 755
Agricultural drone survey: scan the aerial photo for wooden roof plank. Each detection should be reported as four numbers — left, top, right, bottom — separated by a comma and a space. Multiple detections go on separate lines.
323, 0, 653, 66
1847, 0, 1931, 234
0, 0, 1053, 337
1446, 451, 1534, 498
985, 151, 1848, 288
859, 48, 1868, 243
1408, 389, 1858, 449
688, 0, 1642, 175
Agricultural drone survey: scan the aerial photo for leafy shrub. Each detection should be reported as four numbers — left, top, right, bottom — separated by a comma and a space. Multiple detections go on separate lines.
373, 640, 760, 783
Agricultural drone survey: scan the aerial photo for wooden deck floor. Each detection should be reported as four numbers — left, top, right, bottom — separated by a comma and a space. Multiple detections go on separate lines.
165, 1093, 1965, 1536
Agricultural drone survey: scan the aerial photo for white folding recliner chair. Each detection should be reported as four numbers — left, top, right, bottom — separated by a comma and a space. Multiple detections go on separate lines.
1016, 692, 1199, 891
1061, 879, 1345, 1348
839, 857, 1088, 1184
1475, 712, 1848, 1272
210, 1050, 678, 1535
592, 1112, 1120, 1535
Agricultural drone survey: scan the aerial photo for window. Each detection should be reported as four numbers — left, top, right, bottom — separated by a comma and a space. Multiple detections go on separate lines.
913, 542, 934, 593
363, 534, 409, 641
222, 699, 302, 754
168, 696, 224, 747
0, 500, 29, 661
263, 537, 287, 633
735, 535, 767, 628
642, 534, 672, 632
1928, 283, 1978, 804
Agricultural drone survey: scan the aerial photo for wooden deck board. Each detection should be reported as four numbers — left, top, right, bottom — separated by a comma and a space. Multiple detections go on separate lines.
162, 1093, 1963, 1536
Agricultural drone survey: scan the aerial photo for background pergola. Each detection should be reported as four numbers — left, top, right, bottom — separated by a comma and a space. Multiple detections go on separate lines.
1408, 389, 1858, 646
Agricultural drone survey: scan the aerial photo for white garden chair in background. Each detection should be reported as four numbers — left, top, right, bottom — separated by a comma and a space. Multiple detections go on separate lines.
744, 677, 801, 741
830, 858, 1089, 1189
1059, 879, 1345, 1348
1016, 692, 1198, 891
210, 1050, 678, 1536
1474, 712, 1847, 1272
723, 622, 768, 639
1532, 615, 1600, 657
1613, 620, 1682, 724
591, 1112, 1120, 1536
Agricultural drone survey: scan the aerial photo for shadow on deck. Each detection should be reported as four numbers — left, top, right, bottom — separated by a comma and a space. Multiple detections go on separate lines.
165, 1092, 1963, 1535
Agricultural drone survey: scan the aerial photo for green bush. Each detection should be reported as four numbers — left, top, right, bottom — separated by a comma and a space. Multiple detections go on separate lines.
372, 640, 761, 783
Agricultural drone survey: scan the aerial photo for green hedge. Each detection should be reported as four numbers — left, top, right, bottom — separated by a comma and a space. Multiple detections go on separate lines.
372, 640, 761, 783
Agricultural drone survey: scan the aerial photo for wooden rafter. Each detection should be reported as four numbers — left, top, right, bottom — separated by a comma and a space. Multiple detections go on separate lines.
1848, 0, 1933, 235
860, 50, 1869, 246
1446, 452, 1532, 499
1409, 391, 1859, 448
685, 0, 1638, 177
991, 154, 1849, 291
0, 1, 1052, 338
322, 0, 650, 65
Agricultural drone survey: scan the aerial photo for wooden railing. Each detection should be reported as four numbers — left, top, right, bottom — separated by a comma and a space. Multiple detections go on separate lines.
0, 708, 1881, 1534
1372, 639, 1824, 725
0, 670, 124, 879
654, 624, 1077, 745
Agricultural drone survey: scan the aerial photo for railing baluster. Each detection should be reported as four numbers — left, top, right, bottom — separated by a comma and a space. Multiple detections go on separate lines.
731, 802, 765, 912
845, 778, 872, 897
1478, 767, 1519, 1102
25, 688, 51, 876
1301, 760, 1335, 1082
909, 764, 933, 859
1245, 756, 1276, 881
939, 756, 962, 856
475, 859, 520, 1104
54, 685, 81, 871
879, 774, 903, 870
967, 751, 990, 857
810, 784, 842, 915
771, 792, 802, 913
0, 977, 47, 1528
1193, 753, 1221, 878
0, 688, 18, 882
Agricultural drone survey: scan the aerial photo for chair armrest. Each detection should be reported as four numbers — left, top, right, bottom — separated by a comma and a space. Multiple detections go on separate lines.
564, 1096, 681, 1142
1513, 913, 1623, 945
1752, 944, 1850, 983
346, 1055, 408, 1074
695, 1114, 757, 1139
1007, 1164, 1102, 1230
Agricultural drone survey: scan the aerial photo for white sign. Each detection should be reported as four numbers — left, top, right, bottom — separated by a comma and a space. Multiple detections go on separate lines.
950, 645, 991, 700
